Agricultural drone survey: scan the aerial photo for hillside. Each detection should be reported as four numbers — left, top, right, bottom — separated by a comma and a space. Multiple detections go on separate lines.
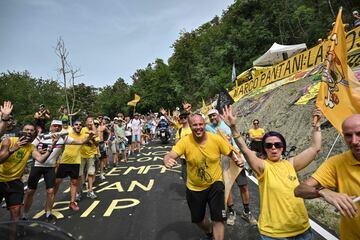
232, 75, 348, 234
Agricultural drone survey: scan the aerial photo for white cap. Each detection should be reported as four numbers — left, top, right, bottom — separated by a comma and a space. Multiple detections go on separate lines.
208, 109, 219, 116
51, 120, 63, 126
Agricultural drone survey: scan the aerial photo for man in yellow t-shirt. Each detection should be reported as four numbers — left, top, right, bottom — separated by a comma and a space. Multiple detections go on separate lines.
54, 119, 89, 211
164, 113, 242, 240
295, 114, 360, 240
0, 123, 57, 221
80, 116, 99, 199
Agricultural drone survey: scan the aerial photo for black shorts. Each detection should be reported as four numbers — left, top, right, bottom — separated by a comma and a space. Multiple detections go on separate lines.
235, 169, 248, 186
186, 181, 226, 223
99, 142, 107, 159
56, 164, 80, 179
0, 180, 24, 208
250, 141, 262, 153
27, 166, 56, 190
126, 136, 132, 145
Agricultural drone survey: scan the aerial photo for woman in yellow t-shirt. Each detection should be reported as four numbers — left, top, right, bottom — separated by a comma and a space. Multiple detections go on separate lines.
222, 105, 322, 239
248, 119, 265, 154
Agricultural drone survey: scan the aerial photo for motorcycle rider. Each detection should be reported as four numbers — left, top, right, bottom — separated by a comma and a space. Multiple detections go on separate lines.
156, 116, 171, 140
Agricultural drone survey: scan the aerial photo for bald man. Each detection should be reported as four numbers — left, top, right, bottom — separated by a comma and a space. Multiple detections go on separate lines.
164, 113, 242, 240
294, 114, 360, 240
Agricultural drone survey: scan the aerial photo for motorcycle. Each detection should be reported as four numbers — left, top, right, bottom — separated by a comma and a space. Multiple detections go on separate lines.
157, 126, 170, 144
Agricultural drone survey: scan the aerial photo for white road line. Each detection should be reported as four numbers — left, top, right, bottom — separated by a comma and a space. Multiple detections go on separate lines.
246, 172, 338, 240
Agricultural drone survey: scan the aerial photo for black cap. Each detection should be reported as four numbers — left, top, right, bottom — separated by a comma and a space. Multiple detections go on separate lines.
179, 110, 189, 117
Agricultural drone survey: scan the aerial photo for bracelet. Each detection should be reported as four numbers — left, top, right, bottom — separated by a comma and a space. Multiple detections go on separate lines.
1, 118, 10, 121
232, 133, 241, 139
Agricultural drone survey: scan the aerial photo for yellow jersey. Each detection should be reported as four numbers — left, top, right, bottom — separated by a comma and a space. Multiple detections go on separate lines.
172, 132, 232, 191
80, 127, 99, 158
60, 129, 86, 164
0, 137, 34, 182
312, 150, 360, 240
257, 159, 310, 238
248, 127, 265, 140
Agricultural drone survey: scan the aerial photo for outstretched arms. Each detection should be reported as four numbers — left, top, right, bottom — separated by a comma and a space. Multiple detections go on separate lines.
289, 108, 322, 171
221, 105, 264, 176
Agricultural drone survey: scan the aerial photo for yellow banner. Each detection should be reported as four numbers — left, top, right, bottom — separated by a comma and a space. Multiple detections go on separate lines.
231, 26, 360, 101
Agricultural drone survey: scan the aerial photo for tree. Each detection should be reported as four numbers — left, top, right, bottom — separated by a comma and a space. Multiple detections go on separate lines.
55, 37, 82, 124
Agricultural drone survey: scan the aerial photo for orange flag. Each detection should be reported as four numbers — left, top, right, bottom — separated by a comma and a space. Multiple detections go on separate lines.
316, 7, 360, 133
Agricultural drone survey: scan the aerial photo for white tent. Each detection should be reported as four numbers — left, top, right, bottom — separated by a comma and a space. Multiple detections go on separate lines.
253, 42, 307, 66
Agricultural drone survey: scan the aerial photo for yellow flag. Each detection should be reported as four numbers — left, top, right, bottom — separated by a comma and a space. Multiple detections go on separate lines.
127, 94, 141, 107
134, 94, 141, 102
316, 8, 359, 133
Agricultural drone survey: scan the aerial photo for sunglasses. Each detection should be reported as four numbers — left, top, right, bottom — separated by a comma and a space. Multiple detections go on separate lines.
74, 123, 82, 126
180, 116, 187, 120
264, 142, 284, 149
253, 122, 259, 125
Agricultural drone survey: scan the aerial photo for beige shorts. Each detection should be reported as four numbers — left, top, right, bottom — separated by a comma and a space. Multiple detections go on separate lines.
110, 140, 116, 153
80, 157, 96, 175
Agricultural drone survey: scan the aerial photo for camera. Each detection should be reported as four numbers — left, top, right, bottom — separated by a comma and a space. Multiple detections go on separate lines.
39, 131, 69, 140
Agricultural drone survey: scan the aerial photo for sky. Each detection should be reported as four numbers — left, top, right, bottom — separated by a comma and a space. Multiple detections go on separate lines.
0, 0, 234, 88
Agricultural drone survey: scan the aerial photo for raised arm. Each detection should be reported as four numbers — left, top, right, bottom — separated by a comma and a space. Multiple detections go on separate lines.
289, 108, 322, 171
163, 150, 179, 168
221, 105, 264, 176
0, 101, 13, 136
295, 177, 358, 218
68, 109, 81, 116
159, 107, 176, 126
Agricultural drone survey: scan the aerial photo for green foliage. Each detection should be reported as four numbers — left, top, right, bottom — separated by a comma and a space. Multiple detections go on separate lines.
0, 71, 63, 124
2, 0, 359, 118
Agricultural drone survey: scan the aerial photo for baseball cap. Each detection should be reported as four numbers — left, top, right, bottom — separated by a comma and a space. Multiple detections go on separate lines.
207, 109, 219, 116
179, 110, 189, 117
51, 120, 63, 126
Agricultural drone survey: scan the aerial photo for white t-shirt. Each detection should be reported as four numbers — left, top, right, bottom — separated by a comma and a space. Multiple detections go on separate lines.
130, 119, 142, 135
125, 123, 132, 136
32, 135, 74, 167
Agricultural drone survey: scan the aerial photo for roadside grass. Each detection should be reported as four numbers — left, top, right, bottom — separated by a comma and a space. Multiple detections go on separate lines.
305, 198, 340, 236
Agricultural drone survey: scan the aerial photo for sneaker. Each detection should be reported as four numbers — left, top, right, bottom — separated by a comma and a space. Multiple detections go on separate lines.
87, 191, 97, 199
226, 210, 236, 225
241, 211, 258, 226
100, 175, 106, 180
69, 202, 80, 211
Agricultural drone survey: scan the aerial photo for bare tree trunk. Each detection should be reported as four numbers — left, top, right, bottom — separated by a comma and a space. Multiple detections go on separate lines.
55, 37, 70, 119
55, 37, 82, 125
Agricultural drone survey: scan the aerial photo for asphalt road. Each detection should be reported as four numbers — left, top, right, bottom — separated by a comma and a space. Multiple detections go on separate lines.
0, 138, 335, 240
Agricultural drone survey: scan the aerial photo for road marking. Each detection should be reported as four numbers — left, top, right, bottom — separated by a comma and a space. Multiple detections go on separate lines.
246, 172, 338, 240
